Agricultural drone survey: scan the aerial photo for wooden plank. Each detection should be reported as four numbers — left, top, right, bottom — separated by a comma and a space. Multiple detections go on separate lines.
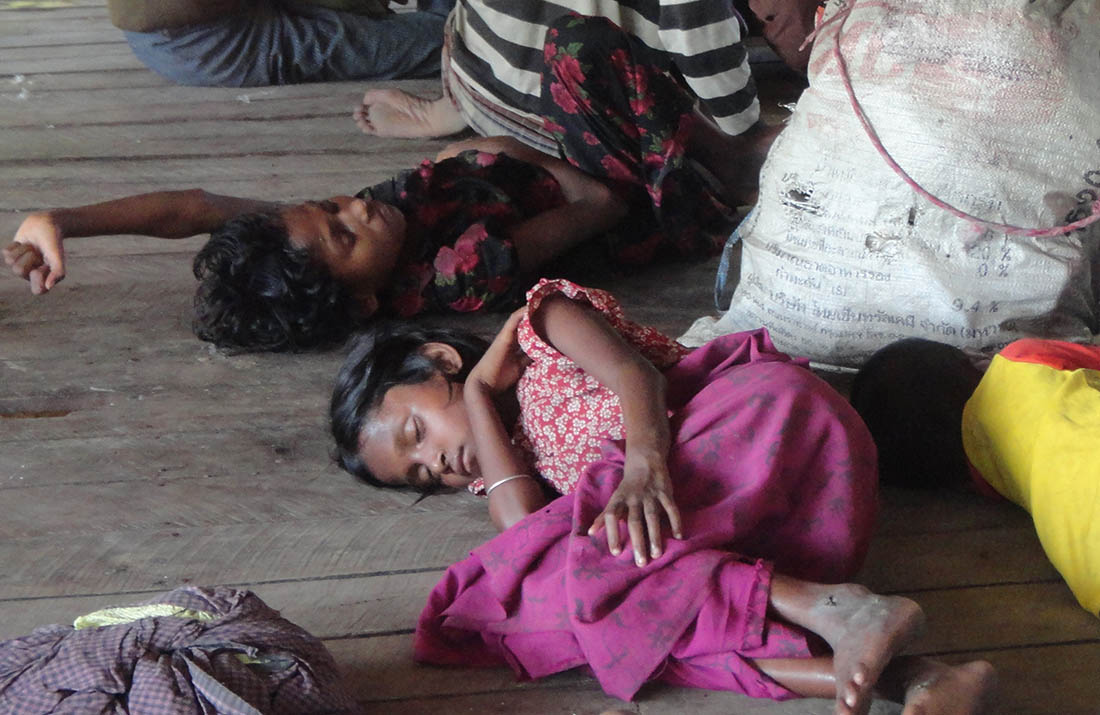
908, 582, 1100, 655
0, 27, 125, 48
0, 570, 448, 641
636, 688, 900, 715
873, 486, 1035, 535
943, 643, 1100, 714
2, 39, 133, 62
329, 635, 600, 702
329, 636, 903, 713
3, 573, 1095, 656
365, 685, 635, 715
859, 524, 1055, 593
0, 80, 441, 127
3, 51, 145, 75
0, 117, 384, 162
0, 423, 340, 487
0, 508, 495, 599
0, 68, 171, 92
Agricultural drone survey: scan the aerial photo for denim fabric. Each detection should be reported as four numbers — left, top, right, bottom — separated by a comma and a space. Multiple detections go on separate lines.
125, 0, 454, 86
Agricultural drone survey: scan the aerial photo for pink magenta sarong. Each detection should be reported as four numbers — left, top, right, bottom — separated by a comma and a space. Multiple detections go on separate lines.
415, 330, 878, 701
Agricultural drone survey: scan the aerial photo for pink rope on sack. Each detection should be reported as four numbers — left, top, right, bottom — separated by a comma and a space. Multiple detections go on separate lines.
809, 0, 1100, 238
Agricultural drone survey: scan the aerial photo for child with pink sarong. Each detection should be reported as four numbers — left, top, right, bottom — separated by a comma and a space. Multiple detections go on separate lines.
330, 279, 995, 714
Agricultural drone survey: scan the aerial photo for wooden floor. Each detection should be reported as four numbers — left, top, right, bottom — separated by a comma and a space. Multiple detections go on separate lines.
2, 3, 1099, 713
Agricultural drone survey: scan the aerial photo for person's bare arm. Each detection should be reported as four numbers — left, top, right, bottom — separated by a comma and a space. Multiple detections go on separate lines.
3, 190, 276, 294
531, 294, 683, 566
436, 137, 627, 271
463, 308, 548, 531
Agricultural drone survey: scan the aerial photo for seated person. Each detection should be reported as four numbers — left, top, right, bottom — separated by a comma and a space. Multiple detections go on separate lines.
329, 279, 995, 713
110, 0, 454, 86
5, 16, 743, 352
851, 337, 1100, 618
353, 0, 817, 167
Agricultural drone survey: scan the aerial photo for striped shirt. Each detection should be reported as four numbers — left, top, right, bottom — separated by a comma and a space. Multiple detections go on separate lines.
443, 0, 758, 153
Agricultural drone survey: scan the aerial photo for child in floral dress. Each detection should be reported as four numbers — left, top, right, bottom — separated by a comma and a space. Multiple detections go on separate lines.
331, 279, 996, 714
5, 16, 739, 352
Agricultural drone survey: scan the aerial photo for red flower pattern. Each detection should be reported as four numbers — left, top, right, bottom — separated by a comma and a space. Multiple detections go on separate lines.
469, 279, 688, 496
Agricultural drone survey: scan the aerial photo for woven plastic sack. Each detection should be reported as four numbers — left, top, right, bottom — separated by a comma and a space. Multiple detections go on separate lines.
681, 0, 1100, 367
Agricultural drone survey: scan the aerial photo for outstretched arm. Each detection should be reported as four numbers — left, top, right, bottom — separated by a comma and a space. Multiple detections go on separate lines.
531, 294, 683, 567
436, 136, 627, 271
3, 190, 276, 294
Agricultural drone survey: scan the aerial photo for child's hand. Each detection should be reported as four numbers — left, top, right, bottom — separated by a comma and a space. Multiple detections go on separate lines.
3, 212, 66, 294
589, 447, 683, 567
467, 307, 530, 395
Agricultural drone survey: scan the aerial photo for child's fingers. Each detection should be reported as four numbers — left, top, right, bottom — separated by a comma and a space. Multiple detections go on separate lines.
602, 511, 622, 556
627, 505, 647, 566
9, 244, 41, 278
29, 265, 48, 294
1, 241, 21, 267
658, 493, 684, 540
643, 499, 662, 559
39, 244, 65, 288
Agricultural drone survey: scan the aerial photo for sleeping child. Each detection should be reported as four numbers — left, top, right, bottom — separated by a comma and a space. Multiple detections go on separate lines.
329, 279, 995, 714
4, 16, 744, 352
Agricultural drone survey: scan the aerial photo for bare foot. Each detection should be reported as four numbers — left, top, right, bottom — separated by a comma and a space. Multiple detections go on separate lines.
806, 584, 926, 715
353, 88, 468, 138
900, 659, 996, 714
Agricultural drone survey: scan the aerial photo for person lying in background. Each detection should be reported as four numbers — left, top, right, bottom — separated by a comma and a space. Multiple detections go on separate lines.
331, 279, 995, 714
851, 337, 1100, 619
5, 16, 747, 352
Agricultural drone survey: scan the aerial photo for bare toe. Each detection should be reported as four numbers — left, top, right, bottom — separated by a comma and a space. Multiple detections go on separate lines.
813, 586, 925, 715
903, 660, 996, 715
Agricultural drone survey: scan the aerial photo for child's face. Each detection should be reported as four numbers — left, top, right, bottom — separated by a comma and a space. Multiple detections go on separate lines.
357, 373, 480, 491
281, 196, 407, 315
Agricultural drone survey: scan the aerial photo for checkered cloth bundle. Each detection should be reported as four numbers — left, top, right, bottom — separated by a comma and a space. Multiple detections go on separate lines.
0, 586, 362, 714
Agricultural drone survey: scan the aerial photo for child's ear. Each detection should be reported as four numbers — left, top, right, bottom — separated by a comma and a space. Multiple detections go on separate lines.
418, 342, 464, 375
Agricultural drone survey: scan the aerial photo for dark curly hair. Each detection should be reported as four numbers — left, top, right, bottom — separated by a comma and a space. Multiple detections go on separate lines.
330, 322, 489, 490
192, 212, 359, 352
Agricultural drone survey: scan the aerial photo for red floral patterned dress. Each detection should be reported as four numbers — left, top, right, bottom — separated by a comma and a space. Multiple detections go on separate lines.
358, 149, 565, 318
539, 15, 736, 265
469, 278, 688, 495
359, 16, 736, 320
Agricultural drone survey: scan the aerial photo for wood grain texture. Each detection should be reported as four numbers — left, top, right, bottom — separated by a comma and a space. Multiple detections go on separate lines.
0, 3, 1090, 713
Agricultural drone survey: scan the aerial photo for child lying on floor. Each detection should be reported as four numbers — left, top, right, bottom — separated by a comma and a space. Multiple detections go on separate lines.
4, 15, 744, 353
852, 337, 1100, 619
330, 279, 995, 714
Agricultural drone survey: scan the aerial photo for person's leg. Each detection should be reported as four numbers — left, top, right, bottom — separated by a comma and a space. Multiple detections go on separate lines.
767, 574, 926, 713
752, 655, 996, 714
354, 90, 466, 137
125, 0, 451, 87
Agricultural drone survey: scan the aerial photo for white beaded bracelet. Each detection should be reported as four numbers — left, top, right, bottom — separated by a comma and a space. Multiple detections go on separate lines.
485, 474, 534, 496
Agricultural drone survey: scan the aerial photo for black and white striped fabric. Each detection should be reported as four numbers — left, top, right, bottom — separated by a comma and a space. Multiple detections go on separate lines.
443, 0, 759, 152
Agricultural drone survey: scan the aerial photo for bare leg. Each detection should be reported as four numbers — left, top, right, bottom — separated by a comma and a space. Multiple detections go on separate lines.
686, 112, 783, 207
767, 575, 926, 715
353, 88, 469, 138
753, 655, 995, 714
